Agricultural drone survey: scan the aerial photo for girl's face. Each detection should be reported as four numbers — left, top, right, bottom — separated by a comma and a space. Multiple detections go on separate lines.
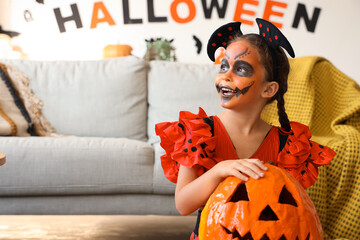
215, 39, 267, 110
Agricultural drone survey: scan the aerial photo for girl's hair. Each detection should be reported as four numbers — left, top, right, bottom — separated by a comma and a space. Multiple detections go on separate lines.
229, 33, 291, 131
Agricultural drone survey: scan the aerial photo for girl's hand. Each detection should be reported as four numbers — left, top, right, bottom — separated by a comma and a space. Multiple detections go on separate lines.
175, 159, 268, 215
210, 158, 268, 181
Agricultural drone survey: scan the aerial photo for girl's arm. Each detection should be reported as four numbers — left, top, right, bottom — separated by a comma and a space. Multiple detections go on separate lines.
175, 158, 268, 215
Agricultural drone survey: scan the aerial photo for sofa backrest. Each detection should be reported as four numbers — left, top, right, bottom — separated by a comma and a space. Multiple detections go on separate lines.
3, 56, 148, 141
147, 60, 223, 144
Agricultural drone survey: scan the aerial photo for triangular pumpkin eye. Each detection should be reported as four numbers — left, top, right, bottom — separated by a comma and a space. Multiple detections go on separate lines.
279, 186, 298, 207
229, 183, 249, 202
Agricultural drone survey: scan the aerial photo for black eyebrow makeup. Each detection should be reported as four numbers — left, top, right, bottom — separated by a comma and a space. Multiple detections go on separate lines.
234, 48, 250, 60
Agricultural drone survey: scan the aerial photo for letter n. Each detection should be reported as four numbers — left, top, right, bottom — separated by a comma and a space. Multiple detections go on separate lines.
292, 3, 321, 33
54, 4, 83, 33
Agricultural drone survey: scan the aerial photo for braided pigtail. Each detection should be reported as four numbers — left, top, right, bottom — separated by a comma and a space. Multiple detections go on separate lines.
274, 47, 291, 132
276, 85, 291, 131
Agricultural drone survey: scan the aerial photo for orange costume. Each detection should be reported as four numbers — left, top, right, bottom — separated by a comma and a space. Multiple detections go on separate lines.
156, 107, 335, 188
155, 107, 336, 239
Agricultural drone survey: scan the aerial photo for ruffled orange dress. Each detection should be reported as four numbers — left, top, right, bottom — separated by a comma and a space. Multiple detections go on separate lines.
155, 107, 336, 188
155, 107, 336, 239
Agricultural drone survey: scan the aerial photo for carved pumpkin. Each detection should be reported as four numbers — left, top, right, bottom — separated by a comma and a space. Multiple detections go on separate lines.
199, 163, 323, 240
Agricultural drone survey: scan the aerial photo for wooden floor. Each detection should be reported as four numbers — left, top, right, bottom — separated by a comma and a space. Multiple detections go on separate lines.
0, 215, 197, 240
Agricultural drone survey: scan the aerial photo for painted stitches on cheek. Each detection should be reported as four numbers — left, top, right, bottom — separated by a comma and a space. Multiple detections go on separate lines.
216, 81, 255, 104
235, 81, 254, 97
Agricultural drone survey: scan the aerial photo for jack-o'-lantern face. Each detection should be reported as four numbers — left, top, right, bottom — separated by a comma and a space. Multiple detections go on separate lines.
199, 164, 323, 240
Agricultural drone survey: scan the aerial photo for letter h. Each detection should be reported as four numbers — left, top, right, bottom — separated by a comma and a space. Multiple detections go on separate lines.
54, 4, 83, 33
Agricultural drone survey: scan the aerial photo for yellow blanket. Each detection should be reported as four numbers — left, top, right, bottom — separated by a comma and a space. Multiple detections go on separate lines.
261, 56, 360, 240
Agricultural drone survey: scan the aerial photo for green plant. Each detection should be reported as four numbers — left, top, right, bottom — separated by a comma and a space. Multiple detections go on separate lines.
144, 38, 176, 61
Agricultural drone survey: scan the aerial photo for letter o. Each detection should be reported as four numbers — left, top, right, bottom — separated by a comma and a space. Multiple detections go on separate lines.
171, 0, 196, 23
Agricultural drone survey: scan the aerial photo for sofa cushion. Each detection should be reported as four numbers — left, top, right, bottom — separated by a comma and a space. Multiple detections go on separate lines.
0, 136, 154, 196
153, 142, 176, 194
147, 61, 223, 144
3, 56, 147, 141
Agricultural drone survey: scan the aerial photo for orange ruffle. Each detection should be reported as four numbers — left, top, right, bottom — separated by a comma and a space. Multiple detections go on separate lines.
155, 107, 220, 183
277, 122, 336, 188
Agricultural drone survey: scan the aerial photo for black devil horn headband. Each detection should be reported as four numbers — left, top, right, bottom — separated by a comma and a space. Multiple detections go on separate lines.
207, 18, 295, 62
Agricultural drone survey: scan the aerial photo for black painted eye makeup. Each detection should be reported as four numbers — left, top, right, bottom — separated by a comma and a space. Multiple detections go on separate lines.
219, 59, 230, 73
232, 60, 254, 77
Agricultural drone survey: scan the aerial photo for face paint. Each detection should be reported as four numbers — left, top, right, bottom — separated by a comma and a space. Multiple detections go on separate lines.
216, 81, 255, 104
219, 50, 254, 77
214, 39, 266, 109
219, 59, 230, 74
232, 60, 254, 77
234, 48, 250, 60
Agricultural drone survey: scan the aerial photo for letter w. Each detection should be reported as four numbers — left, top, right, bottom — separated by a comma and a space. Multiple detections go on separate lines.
201, 0, 229, 19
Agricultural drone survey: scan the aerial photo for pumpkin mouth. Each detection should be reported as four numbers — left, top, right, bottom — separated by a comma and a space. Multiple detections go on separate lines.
221, 226, 311, 240
222, 227, 254, 239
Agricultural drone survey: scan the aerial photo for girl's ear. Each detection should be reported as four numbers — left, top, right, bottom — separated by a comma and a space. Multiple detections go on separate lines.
262, 81, 279, 99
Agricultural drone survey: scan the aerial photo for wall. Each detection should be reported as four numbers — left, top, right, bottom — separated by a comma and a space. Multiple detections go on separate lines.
0, 0, 359, 83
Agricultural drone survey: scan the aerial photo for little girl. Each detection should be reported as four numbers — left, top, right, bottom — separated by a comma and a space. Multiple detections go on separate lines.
155, 18, 336, 239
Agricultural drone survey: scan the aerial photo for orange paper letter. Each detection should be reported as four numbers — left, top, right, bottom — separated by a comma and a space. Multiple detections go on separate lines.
171, 0, 196, 24
90, 1, 116, 29
233, 0, 259, 25
263, 0, 287, 28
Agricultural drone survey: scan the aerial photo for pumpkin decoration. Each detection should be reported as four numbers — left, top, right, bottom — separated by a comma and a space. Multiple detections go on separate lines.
199, 163, 323, 240
102, 44, 132, 58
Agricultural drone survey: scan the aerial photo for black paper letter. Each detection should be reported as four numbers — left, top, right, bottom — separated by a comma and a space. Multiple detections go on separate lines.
123, 0, 143, 24
201, 0, 229, 19
292, 3, 321, 33
148, 0, 167, 22
54, 4, 83, 33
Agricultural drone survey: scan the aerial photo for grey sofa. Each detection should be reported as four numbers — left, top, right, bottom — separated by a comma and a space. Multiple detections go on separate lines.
0, 56, 222, 214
